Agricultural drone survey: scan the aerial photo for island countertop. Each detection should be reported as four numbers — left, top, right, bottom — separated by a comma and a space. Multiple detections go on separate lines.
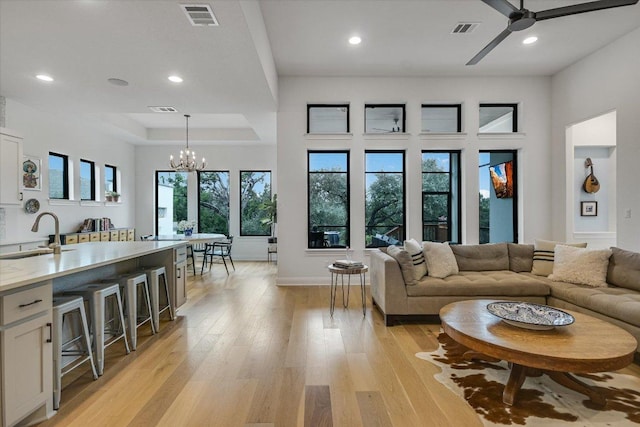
0, 241, 186, 292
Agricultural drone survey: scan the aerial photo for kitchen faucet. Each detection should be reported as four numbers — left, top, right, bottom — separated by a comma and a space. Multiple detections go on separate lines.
31, 211, 61, 254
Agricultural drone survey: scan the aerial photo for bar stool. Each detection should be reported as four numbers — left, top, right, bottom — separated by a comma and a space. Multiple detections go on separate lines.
52, 296, 98, 409
64, 283, 130, 376
109, 272, 156, 351
143, 266, 174, 332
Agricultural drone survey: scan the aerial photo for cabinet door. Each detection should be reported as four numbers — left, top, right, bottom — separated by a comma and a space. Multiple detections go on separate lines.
0, 131, 23, 205
175, 261, 187, 309
2, 314, 52, 427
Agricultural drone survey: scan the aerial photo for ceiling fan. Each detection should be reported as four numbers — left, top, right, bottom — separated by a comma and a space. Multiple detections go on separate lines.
372, 118, 402, 133
467, 0, 639, 65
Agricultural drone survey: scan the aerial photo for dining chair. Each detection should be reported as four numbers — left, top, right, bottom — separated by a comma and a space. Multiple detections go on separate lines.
186, 244, 196, 275
201, 236, 235, 275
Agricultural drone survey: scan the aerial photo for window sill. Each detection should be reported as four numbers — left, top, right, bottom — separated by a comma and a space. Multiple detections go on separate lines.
48, 199, 78, 206
419, 132, 467, 140
363, 133, 410, 140
477, 132, 526, 139
80, 201, 102, 207
305, 133, 353, 140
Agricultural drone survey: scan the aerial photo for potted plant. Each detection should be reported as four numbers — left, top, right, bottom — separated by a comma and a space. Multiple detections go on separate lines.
109, 191, 120, 202
177, 219, 196, 236
105, 192, 113, 202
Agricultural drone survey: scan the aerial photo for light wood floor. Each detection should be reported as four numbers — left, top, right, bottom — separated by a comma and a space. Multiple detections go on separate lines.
38, 261, 640, 427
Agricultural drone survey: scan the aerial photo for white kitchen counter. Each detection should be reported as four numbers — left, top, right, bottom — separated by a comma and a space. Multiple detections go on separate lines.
0, 241, 185, 292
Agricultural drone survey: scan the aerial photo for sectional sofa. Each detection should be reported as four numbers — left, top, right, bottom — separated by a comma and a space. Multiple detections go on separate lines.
370, 242, 640, 356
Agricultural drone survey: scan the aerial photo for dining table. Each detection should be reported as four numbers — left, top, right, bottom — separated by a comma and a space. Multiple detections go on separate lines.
155, 233, 227, 273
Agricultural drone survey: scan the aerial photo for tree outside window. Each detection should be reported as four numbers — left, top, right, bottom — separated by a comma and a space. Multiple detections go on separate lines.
198, 171, 230, 234
422, 151, 461, 243
240, 171, 272, 236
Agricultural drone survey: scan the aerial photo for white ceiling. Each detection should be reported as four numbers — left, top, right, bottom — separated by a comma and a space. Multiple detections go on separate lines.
1, 0, 639, 145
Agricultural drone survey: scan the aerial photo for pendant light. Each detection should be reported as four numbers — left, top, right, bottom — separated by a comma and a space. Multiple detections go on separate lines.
169, 114, 206, 172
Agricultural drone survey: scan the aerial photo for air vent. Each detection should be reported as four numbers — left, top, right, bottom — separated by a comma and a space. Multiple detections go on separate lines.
451, 22, 480, 34
148, 106, 178, 113
181, 4, 219, 26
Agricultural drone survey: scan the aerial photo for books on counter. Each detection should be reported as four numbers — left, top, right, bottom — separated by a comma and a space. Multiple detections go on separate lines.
333, 259, 364, 269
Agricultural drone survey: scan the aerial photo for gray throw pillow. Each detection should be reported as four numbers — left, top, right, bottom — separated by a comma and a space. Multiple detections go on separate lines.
507, 243, 534, 272
387, 245, 417, 286
607, 247, 640, 292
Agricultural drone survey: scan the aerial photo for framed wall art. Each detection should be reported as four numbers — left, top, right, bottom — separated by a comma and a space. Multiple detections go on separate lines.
580, 201, 598, 217
22, 155, 42, 191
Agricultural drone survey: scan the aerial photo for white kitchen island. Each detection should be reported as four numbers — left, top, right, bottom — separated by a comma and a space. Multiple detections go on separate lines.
0, 241, 187, 427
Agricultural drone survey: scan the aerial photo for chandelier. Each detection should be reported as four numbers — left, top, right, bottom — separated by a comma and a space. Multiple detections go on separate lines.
169, 114, 206, 172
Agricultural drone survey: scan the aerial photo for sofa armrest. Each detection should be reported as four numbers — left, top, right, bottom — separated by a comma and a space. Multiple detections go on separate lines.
370, 250, 409, 320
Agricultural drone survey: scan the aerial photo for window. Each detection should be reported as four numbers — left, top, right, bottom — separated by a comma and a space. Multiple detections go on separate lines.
308, 151, 349, 248
80, 159, 96, 200
479, 150, 518, 243
422, 151, 461, 243
49, 152, 69, 199
365, 151, 405, 247
156, 171, 188, 235
240, 171, 272, 236
421, 104, 462, 133
198, 171, 230, 235
105, 164, 117, 193
479, 103, 518, 133
365, 104, 405, 133
307, 104, 349, 133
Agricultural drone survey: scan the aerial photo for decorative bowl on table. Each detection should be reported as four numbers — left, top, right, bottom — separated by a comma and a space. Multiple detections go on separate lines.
487, 301, 575, 330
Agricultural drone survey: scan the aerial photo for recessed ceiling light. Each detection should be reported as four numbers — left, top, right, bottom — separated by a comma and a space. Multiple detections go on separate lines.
36, 74, 54, 82
168, 75, 183, 83
523, 36, 538, 45
348, 36, 362, 45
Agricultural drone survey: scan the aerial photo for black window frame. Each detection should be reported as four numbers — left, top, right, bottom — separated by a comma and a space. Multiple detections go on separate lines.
197, 170, 230, 235
239, 170, 272, 237
364, 150, 406, 248
48, 152, 69, 200
105, 164, 118, 194
79, 158, 96, 201
479, 149, 519, 243
421, 104, 462, 133
307, 150, 350, 249
421, 150, 462, 244
364, 103, 406, 133
306, 104, 350, 134
479, 103, 518, 133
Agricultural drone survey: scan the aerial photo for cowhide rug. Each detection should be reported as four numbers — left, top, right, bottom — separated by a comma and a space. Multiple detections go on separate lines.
416, 333, 640, 426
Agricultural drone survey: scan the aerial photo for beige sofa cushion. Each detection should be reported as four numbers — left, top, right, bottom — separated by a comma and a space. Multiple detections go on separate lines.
546, 280, 640, 327
531, 239, 587, 277
451, 243, 509, 271
507, 243, 534, 272
607, 247, 640, 292
549, 245, 612, 288
387, 245, 417, 286
423, 242, 459, 278
406, 270, 550, 297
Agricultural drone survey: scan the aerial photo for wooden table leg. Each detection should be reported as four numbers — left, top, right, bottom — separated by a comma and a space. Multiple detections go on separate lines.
546, 371, 606, 408
503, 363, 528, 406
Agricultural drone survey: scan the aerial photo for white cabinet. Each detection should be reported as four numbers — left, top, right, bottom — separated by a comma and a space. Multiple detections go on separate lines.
0, 128, 24, 206
0, 282, 53, 427
174, 246, 187, 308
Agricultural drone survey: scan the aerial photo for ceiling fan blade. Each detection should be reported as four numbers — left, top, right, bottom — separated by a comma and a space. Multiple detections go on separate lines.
536, 0, 638, 21
480, 0, 521, 18
466, 28, 512, 65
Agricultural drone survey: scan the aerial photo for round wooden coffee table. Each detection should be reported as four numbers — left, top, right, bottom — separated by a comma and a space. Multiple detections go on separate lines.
440, 299, 637, 407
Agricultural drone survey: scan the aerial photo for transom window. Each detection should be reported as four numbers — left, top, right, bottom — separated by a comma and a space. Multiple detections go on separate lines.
422, 151, 461, 243
105, 164, 117, 194
365, 151, 405, 247
49, 152, 69, 200
421, 104, 462, 133
365, 104, 405, 133
308, 151, 349, 248
80, 159, 96, 200
479, 103, 518, 133
307, 104, 350, 133
240, 171, 272, 236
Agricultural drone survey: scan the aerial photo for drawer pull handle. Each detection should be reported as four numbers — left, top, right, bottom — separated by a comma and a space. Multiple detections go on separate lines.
19, 299, 43, 308
47, 322, 53, 343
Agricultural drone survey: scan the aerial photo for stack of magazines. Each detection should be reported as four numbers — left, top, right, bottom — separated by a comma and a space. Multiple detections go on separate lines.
333, 259, 364, 269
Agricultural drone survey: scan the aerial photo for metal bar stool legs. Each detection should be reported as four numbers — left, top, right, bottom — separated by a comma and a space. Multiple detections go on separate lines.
116, 273, 156, 351
144, 266, 174, 332
52, 296, 98, 409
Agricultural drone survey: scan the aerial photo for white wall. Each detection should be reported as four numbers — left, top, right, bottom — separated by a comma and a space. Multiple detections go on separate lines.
551, 27, 640, 251
134, 143, 276, 260
277, 76, 552, 285
1, 98, 135, 248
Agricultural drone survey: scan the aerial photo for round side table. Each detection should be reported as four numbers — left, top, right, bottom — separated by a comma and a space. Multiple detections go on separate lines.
327, 264, 368, 317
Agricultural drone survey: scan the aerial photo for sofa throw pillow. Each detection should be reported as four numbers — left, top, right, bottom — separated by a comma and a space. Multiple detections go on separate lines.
549, 245, 612, 287
404, 238, 427, 281
423, 242, 459, 278
507, 243, 534, 273
607, 247, 640, 292
531, 239, 587, 277
450, 243, 509, 271
386, 245, 417, 286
